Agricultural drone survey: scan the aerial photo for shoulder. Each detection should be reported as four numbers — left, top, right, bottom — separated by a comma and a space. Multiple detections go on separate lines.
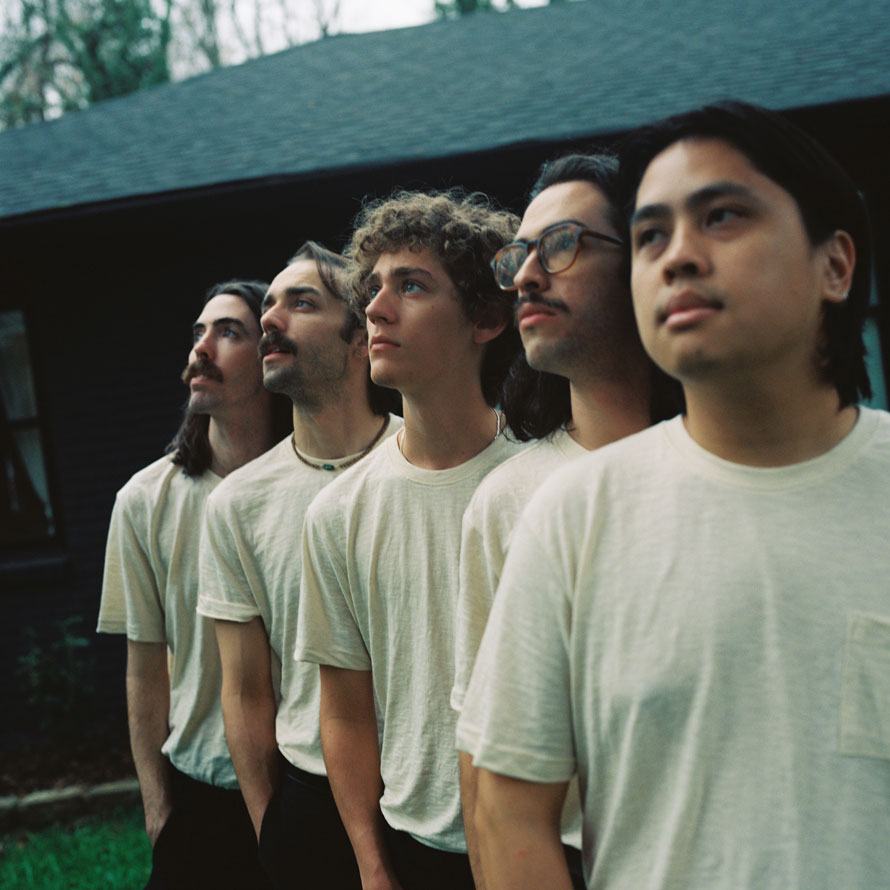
114, 454, 182, 511
465, 435, 568, 519
207, 436, 293, 509
305, 436, 396, 525
521, 421, 676, 525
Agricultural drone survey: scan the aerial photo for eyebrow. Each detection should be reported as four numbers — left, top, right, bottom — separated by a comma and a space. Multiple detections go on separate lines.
515, 218, 588, 241
389, 266, 435, 280
192, 317, 250, 335
630, 181, 759, 228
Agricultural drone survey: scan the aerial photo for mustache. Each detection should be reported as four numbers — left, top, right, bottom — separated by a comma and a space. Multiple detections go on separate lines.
515, 294, 569, 320
258, 330, 298, 359
182, 357, 223, 385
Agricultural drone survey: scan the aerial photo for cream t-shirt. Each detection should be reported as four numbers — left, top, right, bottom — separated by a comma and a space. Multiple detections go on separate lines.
297, 432, 524, 852
460, 409, 890, 889
453, 428, 586, 849
96, 456, 235, 787
197, 417, 401, 775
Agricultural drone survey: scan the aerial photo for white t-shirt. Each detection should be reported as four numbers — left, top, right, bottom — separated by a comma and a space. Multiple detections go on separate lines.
453, 428, 586, 849
459, 408, 890, 890
96, 456, 235, 787
297, 432, 524, 852
196, 417, 401, 775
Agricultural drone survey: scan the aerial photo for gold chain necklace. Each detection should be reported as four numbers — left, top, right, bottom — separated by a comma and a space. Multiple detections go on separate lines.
291, 415, 390, 472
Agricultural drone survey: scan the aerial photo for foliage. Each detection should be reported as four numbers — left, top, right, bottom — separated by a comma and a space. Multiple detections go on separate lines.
434, 0, 518, 18
0, 805, 150, 890
15, 616, 97, 744
0, 0, 173, 127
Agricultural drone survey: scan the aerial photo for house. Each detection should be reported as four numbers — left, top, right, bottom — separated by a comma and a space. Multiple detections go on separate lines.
1, 0, 888, 744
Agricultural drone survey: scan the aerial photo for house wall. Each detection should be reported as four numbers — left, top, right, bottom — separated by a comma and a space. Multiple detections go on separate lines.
1, 99, 888, 751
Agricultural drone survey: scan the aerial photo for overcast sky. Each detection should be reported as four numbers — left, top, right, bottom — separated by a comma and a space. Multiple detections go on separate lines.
214, 0, 549, 70
334, 0, 548, 34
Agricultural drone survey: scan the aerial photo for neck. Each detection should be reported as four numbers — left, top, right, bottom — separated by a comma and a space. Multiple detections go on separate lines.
683, 374, 857, 466
566, 357, 652, 450
207, 406, 276, 478
291, 387, 384, 459
400, 385, 498, 470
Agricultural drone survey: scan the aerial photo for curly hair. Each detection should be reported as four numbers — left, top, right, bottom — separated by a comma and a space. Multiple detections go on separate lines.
346, 189, 521, 406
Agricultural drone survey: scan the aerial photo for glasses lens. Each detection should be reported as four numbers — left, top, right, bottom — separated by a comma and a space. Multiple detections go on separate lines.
540, 225, 582, 274
494, 245, 526, 290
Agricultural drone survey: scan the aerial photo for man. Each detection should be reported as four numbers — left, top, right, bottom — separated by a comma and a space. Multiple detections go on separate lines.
453, 152, 680, 890
196, 242, 401, 890
296, 190, 522, 889
97, 280, 288, 890
459, 101, 889, 889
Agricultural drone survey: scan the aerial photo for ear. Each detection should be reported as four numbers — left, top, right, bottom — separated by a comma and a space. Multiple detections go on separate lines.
819, 229, 856, 305
472, 307, 509, 346
350, 327, 369, 358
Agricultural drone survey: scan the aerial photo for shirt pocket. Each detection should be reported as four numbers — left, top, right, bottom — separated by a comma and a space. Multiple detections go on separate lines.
838, 611, 890, 760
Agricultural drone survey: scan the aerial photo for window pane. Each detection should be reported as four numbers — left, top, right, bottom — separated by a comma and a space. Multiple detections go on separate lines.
862, 318, 887, 410
0, 312, 38, 420
0, 311, 55, 543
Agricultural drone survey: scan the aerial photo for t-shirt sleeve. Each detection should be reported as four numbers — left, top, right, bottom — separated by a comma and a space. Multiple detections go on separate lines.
451, 494, 504, 712
96, 489, 166, 641
456, 503, 576, 783
196, 493, 261, 623
295, 502, 371, 670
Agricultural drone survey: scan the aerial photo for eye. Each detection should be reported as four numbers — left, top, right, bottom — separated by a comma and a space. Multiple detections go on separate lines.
633, 227, 665, 250
367, 284, 381, 299
705, 205, 744, 227
402, 279, 423, 294
222, 326, 239, 338
294, 298, 312, 309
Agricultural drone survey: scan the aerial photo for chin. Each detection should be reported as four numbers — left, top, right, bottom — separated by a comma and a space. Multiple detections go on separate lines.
369, 364, 400, 390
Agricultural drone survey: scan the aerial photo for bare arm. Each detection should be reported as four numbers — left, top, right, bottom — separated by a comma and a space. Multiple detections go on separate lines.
215, 616, 280, 840
476, 767, 571, 890
126, 639, 173, 846
319, 665, 402, 890
460, 750, 487, 890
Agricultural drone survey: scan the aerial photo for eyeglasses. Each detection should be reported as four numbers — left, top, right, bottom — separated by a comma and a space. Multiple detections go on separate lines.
491, 222, 624, 291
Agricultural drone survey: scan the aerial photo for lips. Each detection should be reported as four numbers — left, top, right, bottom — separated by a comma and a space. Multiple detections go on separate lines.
259, 332, 296, 359
369, 335, 399, 350
182, 359, 222, 385
515, 297, 564, 331
658, 291, 723, 329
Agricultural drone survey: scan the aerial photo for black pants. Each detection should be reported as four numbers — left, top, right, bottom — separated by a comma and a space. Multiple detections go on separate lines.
146, 765, 270, 890
564, 843, 586, 890
384, 825, 476, 890
257, 756, 361, 890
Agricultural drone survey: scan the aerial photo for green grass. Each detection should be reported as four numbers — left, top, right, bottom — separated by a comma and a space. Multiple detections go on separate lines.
0, 805, 151, 890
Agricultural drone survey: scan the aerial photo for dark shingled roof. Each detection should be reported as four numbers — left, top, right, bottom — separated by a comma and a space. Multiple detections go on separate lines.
2, 0, 889, 221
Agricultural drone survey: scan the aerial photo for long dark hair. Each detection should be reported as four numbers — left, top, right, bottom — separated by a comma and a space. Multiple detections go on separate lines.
166, 280, 291, 476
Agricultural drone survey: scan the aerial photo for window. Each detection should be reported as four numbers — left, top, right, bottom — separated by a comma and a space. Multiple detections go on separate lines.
0, 311, 56, 544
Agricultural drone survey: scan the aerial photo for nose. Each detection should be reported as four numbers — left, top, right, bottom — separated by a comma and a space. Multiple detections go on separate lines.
193, 328, 215, 359
261, 302, 283, 333
365, 285, 395, 325
661, 221, 710, 284
512, 245, 547, 294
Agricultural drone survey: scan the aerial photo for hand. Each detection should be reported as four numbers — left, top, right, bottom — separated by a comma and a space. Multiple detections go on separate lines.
145, 803, 172, 848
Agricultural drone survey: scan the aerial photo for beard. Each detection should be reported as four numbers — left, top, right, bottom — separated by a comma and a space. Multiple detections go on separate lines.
181, 357, 223, 414
260, 331, 349, 409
